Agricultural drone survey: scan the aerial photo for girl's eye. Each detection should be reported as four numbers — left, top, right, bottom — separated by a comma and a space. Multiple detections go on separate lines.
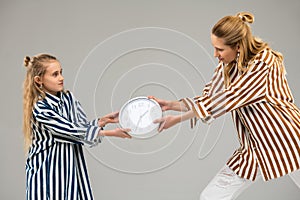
52, 69, 62, 77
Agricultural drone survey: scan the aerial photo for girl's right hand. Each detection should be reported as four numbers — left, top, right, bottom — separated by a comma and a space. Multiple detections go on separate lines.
100, 128, 132, 138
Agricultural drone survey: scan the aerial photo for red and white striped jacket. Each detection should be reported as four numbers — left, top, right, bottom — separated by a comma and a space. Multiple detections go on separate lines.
182, 48, 300, 181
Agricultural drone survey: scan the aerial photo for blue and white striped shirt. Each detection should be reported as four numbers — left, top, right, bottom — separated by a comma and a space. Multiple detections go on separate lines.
26, 91, 102, 200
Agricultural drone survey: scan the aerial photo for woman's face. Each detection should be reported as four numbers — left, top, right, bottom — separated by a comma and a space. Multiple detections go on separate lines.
36, 60, 64, 96
211, 34, 239, 65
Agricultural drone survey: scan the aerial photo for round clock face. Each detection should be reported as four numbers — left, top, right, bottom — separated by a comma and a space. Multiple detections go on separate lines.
119, 96, 162, 138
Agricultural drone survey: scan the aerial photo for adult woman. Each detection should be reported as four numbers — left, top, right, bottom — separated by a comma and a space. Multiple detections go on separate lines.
151, 12, 300, 199
23, 54, 131, 200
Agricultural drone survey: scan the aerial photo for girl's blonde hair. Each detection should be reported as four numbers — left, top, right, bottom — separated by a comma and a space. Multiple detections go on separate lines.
212, 12, 284, 87
23, 53, 57, 151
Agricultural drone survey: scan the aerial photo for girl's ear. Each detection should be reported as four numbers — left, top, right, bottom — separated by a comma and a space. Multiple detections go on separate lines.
34, 76, 42, 86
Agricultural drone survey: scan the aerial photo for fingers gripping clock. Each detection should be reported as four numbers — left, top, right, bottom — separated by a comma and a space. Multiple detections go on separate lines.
119, 96, 163, 138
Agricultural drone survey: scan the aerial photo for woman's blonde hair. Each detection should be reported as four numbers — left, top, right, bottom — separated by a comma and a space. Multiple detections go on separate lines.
212, 12, 283, 86
23, 53, 57, 151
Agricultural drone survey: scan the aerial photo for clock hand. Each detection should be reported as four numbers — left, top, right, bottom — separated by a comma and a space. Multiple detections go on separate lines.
134, 110, 149, 132
140, 110, 149, 118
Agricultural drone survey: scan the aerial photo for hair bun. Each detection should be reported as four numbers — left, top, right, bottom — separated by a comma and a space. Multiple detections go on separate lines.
24, 56, 31, 67
237, 12, 254, 24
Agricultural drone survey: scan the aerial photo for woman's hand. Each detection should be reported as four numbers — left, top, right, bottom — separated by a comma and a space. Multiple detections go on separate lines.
98, 111, 119, 127
148, 96, 173, 111
148, 96, 187, 112
153, 115, 180, 132
100, 128, 132, 139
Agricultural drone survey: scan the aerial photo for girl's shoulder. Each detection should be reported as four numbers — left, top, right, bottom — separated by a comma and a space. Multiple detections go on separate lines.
35, 91, 75, 108
62, 90, 73, 99
63, 90, 78, 101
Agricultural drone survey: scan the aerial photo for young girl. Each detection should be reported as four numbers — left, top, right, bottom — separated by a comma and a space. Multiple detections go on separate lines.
150, 12, 300, 199
23, 53, 131, 200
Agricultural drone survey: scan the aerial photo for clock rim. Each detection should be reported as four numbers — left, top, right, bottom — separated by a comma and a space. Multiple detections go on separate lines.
119, 96, 162, 138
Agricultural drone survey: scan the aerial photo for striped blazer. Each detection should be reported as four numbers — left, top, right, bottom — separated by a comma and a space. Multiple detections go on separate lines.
26, 91, 102, 200
182, 49, 300, 181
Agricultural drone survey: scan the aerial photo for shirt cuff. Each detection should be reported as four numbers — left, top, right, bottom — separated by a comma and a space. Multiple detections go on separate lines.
180, 97, 214, 126
85, 125, 103, 147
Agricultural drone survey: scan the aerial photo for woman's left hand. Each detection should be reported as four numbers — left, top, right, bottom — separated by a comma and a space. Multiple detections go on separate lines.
153, 115, 180, 132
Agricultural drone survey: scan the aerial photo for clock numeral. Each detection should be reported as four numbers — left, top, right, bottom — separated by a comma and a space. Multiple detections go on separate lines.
131, 104, 137, 110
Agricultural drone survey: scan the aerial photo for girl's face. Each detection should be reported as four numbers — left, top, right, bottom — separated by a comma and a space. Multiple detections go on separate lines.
36, 60, 64, 96
211, 34, 239, 65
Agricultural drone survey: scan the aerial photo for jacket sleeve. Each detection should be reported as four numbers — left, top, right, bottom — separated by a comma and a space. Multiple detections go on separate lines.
182, 51, 273, 125
33, 99, 102, 147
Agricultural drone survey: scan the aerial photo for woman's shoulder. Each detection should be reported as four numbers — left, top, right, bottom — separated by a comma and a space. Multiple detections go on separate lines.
253, 48, 277, 66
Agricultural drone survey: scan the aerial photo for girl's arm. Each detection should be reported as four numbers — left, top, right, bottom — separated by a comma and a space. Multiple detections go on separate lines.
34, 104, 102, 146
99, 128, 131, 138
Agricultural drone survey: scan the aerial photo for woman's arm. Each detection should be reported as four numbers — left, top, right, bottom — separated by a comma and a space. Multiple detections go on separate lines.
154, 110, 196, 132
149, 64, 223, 131
148, 96, 188, 112
184, 56, 271, 124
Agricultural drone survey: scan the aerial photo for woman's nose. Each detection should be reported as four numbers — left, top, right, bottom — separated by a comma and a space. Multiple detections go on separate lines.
213, 50, 218, 57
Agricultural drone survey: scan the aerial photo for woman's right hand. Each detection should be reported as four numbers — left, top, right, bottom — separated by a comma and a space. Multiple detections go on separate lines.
148, 96, 172, 111
148, 96, 187, 112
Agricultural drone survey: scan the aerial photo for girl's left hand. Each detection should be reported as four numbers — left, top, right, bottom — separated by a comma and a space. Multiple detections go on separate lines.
98, 111, 119, 127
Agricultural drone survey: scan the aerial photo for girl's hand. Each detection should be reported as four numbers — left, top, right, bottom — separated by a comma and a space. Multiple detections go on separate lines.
153, 115, 180, 132
100, 128, 132, 139
98, 111, 119, 127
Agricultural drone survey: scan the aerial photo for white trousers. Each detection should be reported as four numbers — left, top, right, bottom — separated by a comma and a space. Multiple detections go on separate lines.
199, 165, 300, 200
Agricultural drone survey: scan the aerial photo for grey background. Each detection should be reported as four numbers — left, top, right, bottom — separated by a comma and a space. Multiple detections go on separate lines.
1, 0, 300, 199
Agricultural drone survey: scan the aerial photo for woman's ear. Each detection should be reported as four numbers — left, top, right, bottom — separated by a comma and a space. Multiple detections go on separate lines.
34, 76, 42, 86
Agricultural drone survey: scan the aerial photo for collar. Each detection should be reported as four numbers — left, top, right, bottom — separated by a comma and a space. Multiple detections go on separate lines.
44, 92, 63, 107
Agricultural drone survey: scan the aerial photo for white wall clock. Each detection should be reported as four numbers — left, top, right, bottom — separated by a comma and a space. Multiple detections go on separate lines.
119, 96, 162, 139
